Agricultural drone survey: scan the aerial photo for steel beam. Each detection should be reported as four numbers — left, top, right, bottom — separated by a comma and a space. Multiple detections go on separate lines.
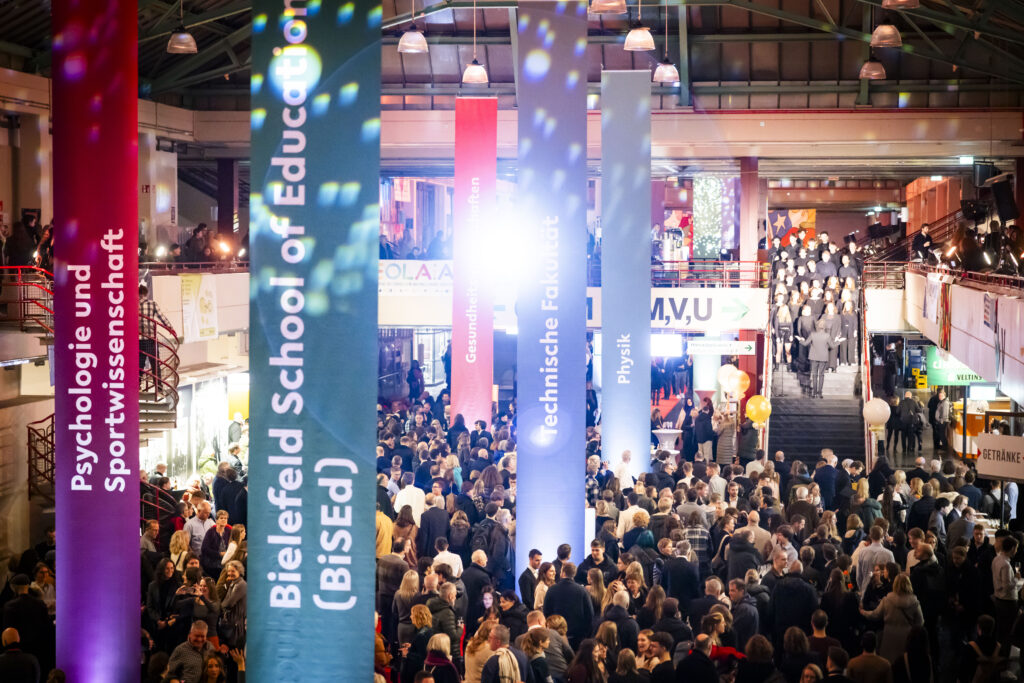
138, 0, 251, 44
678, 4, 691, 106
149, 22, 253, 92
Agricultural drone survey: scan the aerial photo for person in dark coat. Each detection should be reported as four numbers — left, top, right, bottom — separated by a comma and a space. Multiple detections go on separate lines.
662, 543, 701, 613
418, 495, 451, 559
600, 591, 640, 653
674, 634, 719, 683
218, 467, 247, 525
498, 591, 530, 643
906, 484, 936, 532
575, 540, 617, 587
813, 455, 839, 511
0, 627, 40, 683
462, 552, 493, 629
652, 598, 693, 651
727, 529, 763, 582
519, 549, 542, 609
768, 563, 819, 650
728, 579, 760, 652
542, 562, 594, 650
1, 576, 52, 673
799, 320, 836, 399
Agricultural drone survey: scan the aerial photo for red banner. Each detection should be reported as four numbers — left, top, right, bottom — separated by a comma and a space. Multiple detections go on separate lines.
452, 98, 496, 429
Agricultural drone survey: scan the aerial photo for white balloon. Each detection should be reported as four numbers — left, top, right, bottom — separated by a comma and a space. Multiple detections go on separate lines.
717, 364, 738, 387
862, 397, 891, 427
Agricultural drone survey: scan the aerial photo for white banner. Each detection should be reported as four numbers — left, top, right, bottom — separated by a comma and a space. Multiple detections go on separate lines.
686, 338, 757, 355
923, 274, 940, 323
180, 273, 218, 343
975, 433, 1024, 481
378, 260, 453, 296
588, 287, 769, 332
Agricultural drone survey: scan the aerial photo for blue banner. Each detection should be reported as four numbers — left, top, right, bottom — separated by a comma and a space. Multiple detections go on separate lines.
515, 0, 589, 574
249, 1, 379, 679
600, 71, 652, 482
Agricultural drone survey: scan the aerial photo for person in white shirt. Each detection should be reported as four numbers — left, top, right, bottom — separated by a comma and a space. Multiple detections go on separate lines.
184, 501, 214, 555
617, 491, 644, 539
433, 538, 464, 577
614, 450, 636, 492
707, 463, 727, 499
393, 472, 426, 525
745, 451, 767, 478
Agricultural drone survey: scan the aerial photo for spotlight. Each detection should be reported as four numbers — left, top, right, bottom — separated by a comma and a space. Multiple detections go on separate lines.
155, 245, 167, 259
218, 240, 231, 254
238, 247, 247, 258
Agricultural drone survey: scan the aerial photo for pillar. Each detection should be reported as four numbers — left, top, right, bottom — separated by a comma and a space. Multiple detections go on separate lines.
216, 157, 239, 235
13, 113, 53, 224
1016, 157, 1024, 222
738, 156, 761, 263
138, 132, 178, 249
52, 1, 139, 680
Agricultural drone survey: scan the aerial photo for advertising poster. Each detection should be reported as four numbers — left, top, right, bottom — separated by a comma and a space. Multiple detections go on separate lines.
180, 273, 219, 342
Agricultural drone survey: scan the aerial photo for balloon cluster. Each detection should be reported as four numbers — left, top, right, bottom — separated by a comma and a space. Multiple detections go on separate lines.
716, 364, 750, 395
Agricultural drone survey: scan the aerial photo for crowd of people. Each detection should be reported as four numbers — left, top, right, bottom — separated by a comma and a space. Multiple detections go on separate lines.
374, 390, 1024, 683
765, 230, 864, 399
0, 455, 250, 682
0, 214, 52, 272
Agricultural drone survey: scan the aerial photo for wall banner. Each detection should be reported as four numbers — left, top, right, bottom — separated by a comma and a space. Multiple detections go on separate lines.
600, 71, 652, 481
181, 273, 219, 342
452, 98, 497, 427
515, 0, 589, 573
52, 1, 140, 679
926, 346, 984, 386
249, 1, 380, 679
587, 287, 770, 332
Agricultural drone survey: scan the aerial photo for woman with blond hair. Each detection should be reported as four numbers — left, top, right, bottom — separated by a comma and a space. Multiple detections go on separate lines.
850, 478, 882, 527
621, 510, 650, 551
623, 562, 648, 616
221, 523, 246, 565
585, 567, 606, 614
394, 569, 420, 646
859, 573, 924, 662
423, 633, 462, 683
463, 622, 495, 683
401, 604, 437, 683
594, 621, 619, 673
169, 530, 191, 574
634, 631, 655, 672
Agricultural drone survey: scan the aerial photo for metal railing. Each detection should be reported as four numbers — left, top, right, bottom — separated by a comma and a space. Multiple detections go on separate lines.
140, 479, 177, 536
141, 260, 250, 274
27, 414, 54, 503
907, 261, 1024, 291
589, 259, 768, 288
861, 262, 907, 289
140, 314, 182, 412
0, 265, 54, 334
861, 288, 875, 469
864, 209, 962, 263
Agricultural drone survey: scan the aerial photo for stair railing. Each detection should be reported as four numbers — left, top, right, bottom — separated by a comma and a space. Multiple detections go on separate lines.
760, 317, 773, 451
139, 314, 182, 414
0, 265, 54, 335
860, 287, 876, 469
27, 414, 55, 503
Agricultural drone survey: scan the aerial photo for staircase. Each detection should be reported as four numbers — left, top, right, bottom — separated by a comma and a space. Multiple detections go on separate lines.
766, 362, 865, 466
3, 266, 184, 501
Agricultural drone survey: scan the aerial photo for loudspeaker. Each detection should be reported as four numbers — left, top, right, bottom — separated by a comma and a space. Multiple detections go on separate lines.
974, 162, 998, 187
991, 180, 1020, 222
961, 199, 987, 223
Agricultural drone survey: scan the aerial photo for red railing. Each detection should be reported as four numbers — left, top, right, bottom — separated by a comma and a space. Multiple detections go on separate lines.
140, 314, 181, 411
140, 479, 176, 533
861, 262, 907, 289
0, 265, 54, 334
141, 260, 250, 274
27, 414, 54, 503
861, 288, 875, 469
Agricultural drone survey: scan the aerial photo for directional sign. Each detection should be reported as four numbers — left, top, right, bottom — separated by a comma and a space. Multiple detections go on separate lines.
686, 339, 757, 356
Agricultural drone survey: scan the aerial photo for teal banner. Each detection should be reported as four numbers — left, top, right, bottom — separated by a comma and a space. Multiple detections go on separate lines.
515, 0, 589, 576
600, 71, 652, 482
249, 1, 380, 679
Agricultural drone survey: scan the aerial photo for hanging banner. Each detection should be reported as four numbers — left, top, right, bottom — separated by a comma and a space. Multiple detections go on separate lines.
181, 273, 219, 342
600, 71, 652, 481
926, 346, 984, 386
452, 98, 497, 426
587, 287, 770, 331
52, 1, 139, 680
515, 0, 589, 574
249, 1, 380, 680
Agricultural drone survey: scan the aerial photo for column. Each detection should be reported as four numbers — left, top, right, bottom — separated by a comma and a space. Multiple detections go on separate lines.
738, 157, 761, 263
217, 157, 240, 235
52, 2, 139, 680
515, 0, 589, 571
1016, 157, 1024, 221
138, 132, 179, 248
13, 113, 53, 223
248, 0, 380, 678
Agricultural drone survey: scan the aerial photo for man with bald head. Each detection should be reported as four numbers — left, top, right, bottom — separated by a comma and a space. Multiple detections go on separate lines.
184, 500, 214, 555
675, 632, 717, 681
0, 628, 40, 683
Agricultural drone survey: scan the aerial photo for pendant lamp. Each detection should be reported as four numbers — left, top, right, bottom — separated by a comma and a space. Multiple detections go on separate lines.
398, 0, 429, 53
870, 23, 902, 48
591, 0, 627, 14
859, 56, 886, 80
462, 0, 488, 84
653, 0, 679, 83
166, 2, 198, 54
624, 0, 655, 51
882, 0, 920, 9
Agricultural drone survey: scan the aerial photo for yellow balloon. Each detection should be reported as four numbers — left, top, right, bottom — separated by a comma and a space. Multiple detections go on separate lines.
746, 394, 772, 423
717, 364, 738, 388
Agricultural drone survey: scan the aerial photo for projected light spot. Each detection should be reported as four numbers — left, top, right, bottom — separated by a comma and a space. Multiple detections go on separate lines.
574, 37, 587, 57
318, 182, 340, 205
568, 142, 582, 162
63, 52, 87, 80
251, 73, 264, 94
254, 13, 268, 32
312, 93, 331, 115
533, 108, 547, 126
523, 50, 551, 80
339, 82, 359, 105
90, 94, 101, 112
520, 138, 533, 155
544, 31, 556, 48
340, 182, 361, 205
362, 118, 381, 142
566, 70, 579, 89
898, 92, 910, 108
367, 5, 382, 27
543, 116, 557, 137
306, 0, 322, 16
337, 2, 355, 24
251, 108, 267, 130
519, 15, 529, 30
587, 93, 599, 109
268, 45, 323, 98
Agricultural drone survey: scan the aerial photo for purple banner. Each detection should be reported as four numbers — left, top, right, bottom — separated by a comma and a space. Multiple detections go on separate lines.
53, 2, 140, 680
